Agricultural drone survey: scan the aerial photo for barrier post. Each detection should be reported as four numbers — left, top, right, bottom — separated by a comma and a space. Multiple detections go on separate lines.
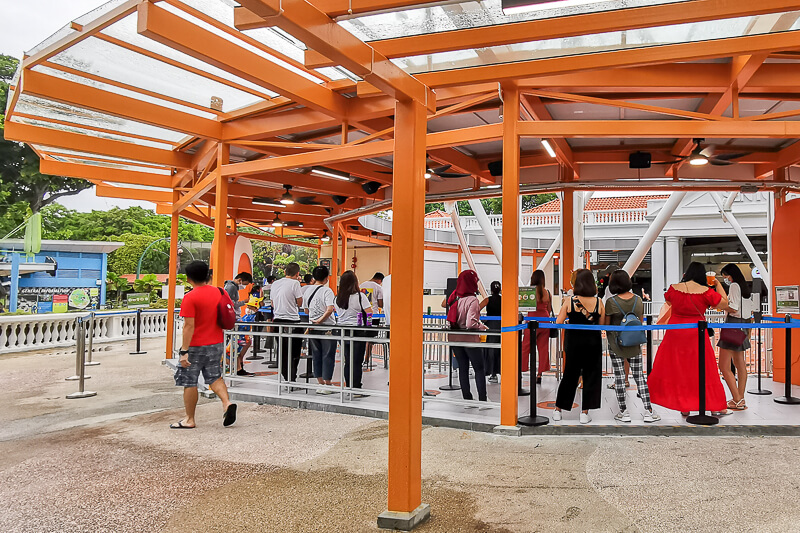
518, 321, 548, 427
518, 320, 530, 397
645, 315, 653, 374
129, 309, 147, 355
686, 321, 718, 425
66, 317, 97, 399
774, 314, 800, 404
85, 312, 100, 366
248, 323, 264, 360
439, 330, 460, 391
66, 316, 91, 381
748, 312, 770, 395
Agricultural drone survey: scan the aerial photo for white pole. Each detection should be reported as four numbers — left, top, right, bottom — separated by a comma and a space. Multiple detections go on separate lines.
622, 192, 687, 275
467, 198, 526, 286
537, 233, 561, 271
710, 192, 771, 290
444, 202, 488, 298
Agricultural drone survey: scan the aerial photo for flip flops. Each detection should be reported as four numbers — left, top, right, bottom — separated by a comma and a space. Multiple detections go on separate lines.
170, 421, 195, 429
223, 403, 238, 427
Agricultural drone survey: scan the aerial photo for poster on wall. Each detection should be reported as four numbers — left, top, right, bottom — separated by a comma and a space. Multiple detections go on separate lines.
776, 285, 800, 315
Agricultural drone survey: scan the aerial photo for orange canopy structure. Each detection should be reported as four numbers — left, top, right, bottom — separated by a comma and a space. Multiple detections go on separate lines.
6, 0, 800, 527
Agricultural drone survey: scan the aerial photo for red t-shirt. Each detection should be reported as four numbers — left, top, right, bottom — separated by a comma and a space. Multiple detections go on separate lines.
180, 285, 224, 346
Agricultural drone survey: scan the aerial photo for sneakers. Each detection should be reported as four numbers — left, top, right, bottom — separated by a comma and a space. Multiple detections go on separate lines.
552, 410, 562, 421
579, 412, 592, 424
316, 389, 335, 395
488, 375, 499, 384
614, 410, 632, 423
643, 410, 661, 423
236, 369, 254, 377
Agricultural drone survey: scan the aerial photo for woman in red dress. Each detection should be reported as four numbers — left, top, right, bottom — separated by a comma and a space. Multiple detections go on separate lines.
648, 262, 730, 415
521, 270, 552, 384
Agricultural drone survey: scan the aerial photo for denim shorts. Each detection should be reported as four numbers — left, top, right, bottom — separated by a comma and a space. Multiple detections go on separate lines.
174, 343, 224, 387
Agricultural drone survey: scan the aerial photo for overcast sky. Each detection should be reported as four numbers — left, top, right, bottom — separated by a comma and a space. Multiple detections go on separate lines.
2, 0, 154, 212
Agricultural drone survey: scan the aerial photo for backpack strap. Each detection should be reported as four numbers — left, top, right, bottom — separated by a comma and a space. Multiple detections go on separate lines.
307, 285, 324, 308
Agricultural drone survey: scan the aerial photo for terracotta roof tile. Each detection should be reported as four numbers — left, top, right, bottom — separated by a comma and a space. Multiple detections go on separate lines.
524, 195, 670, 213
425, 209, 450, 218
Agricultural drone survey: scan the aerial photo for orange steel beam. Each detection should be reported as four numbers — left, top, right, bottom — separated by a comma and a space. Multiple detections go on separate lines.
520, 94, 577, 178
222, 124, 502, 177
23, 70, 222, 140
235, 0, 433, 23
500, 84, 520, 428
206, 195, 333, 217
227, 183, 364, 210
330, 223, 339, 290
165, 190, 180, 360
39, 160, 171, 189
4, 121, 192, 168
523, 89, 736, 121
156, 204, 214, 227
236, 171, 370, 198
15, 112, 178, 148
174, 168, 220, 214
515, 120, 800, 138
385, 98, 427, 519
238, 0, 434, 110
405, 29, 800, 89
211, 144, 230, 288
333, 0, 800, 63
95, 184, 172, 203
236, 225, 321, 249
22, 0, 139, 68
346, 232, 391, 247
136, 2, 348, 118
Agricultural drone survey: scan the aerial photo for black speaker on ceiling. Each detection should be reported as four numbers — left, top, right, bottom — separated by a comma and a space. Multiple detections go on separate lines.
488, 160, 503, 177
629, 151, 652, 169
361, 181, 381, 195
331, 195, 348, 205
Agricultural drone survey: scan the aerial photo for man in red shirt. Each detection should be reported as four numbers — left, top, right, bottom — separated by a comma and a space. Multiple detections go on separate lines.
171, 260, 237, 429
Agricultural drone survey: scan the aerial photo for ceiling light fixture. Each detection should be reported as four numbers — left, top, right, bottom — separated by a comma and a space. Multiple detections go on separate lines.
502, 0, 607, 15
252, 197, 283, 208
271, 212, 283, 227
424, 172, 432, 179
320, 230, 331, 242
310, 166, 351, 181
688, 151, 709, 166
280, 185, 295, 205
541, 139, 556, 158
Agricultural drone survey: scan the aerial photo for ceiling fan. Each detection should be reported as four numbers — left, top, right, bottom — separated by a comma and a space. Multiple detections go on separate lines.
658, 139, 752, 167
375, 155, 471, 180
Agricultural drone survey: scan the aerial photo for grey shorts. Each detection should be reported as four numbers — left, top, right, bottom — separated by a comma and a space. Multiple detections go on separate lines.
174, 343, 224, 387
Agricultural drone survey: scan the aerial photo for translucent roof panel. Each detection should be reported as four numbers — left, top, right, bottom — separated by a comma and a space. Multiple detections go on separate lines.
35, 147, 175, 172
391, 11, 800, 74
339, 0, 688, 41
14, 93, 186, 146
15, 115, 175, 151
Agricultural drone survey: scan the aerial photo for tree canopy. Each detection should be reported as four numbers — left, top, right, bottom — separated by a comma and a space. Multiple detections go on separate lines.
425, 194, 557, 216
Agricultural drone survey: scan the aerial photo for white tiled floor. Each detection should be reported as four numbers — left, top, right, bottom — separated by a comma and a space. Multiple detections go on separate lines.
230, 349, 800, 429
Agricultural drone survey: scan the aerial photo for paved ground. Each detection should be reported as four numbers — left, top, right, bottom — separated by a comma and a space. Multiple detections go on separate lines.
4, 338, 800, 532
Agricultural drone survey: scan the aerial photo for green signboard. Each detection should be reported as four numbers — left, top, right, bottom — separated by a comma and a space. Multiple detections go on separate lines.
518, 287, 537, 309
126, 293, 150, 309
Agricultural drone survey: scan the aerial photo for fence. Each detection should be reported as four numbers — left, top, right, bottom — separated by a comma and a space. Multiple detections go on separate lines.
423, 208, 648, 231
0, 309, 174, 354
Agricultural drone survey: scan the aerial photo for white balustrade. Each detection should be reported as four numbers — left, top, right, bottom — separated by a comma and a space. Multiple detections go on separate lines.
424, 208, 648, 231
0, 309, 175, 354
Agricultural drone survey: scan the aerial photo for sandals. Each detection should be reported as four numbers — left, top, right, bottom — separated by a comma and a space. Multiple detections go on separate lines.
223, 403, 238, 427
170, 420, 195, 429
727, 399, 748, 411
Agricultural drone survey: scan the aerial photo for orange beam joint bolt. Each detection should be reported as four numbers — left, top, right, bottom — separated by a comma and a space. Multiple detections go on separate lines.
237, 0, 435, 112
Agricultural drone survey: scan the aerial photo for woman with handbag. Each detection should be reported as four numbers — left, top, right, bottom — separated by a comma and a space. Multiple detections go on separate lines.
602, 270, 660, 423
717, 263, 753, 411
648, 262, 730, 416
335, 270, 373, 398
522, 270, 553, 384
447, 270, 489, 402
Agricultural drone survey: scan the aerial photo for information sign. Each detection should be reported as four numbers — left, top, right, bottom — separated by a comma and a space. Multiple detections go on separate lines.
776, 285, 800, 315
127, 293, 150, 309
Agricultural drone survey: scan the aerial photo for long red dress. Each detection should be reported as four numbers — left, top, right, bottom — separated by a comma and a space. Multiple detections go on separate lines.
648, 286, 727, 412
521, 291, 552, 374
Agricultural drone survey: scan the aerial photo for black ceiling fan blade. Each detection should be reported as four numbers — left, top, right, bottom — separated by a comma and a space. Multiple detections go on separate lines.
375, 170, 394, 174
296, 196, 322, 205
709, 159, 735, 166
436, 172, 471, 178
331, 195, 348, 205
713, 152, 751, 161
654, 160, 686, 165
429, 164, 452, 173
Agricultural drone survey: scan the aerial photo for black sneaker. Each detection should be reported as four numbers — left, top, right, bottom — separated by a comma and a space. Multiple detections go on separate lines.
237, 369, 254, 377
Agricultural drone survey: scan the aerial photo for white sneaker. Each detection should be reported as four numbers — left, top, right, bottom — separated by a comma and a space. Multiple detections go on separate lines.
552, 410, 562, 421
316, 389, 334, 395
614, 410, 632, 423
643, 410, 661, 423
579, 412, 592, 424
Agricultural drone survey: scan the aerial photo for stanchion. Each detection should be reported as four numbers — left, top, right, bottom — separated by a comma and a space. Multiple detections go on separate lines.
439, 332, 460, 391
247, 325, 264, 360
129, 308, 147, 355
518, 317, 530, 396
774, 314, 800, 404
645, 315, 653, 375
748, 311, 771, 395
85, 312, 100, 366
66, 318, 97, 399
66, 316, 91, 381
686, 321, 718, 425
518, 321, 549, 427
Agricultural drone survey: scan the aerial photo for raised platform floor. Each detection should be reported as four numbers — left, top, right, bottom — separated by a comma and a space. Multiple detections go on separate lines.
212, 349, 800, 436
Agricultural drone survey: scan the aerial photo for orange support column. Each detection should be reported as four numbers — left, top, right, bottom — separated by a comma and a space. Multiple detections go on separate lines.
165, 190, 180, 359
211, 143, 230, 288
379, 98, 429, 530
561, 187, 575, 292
340, 224, 348, 275
500, 83, 521, 429
330, 223, 339, 290
771, 196, 800, 385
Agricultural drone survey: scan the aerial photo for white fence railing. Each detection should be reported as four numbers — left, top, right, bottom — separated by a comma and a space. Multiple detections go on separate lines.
423, 208, 648, 231
0, 309, 174, 354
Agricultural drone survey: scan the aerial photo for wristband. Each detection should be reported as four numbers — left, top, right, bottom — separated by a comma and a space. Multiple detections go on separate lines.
179, 349, 189, 356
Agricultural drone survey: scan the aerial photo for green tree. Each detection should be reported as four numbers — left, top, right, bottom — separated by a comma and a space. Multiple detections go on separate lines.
424, 194, 556, 216
0, 55, 91, 229
106, 233, 159, 275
